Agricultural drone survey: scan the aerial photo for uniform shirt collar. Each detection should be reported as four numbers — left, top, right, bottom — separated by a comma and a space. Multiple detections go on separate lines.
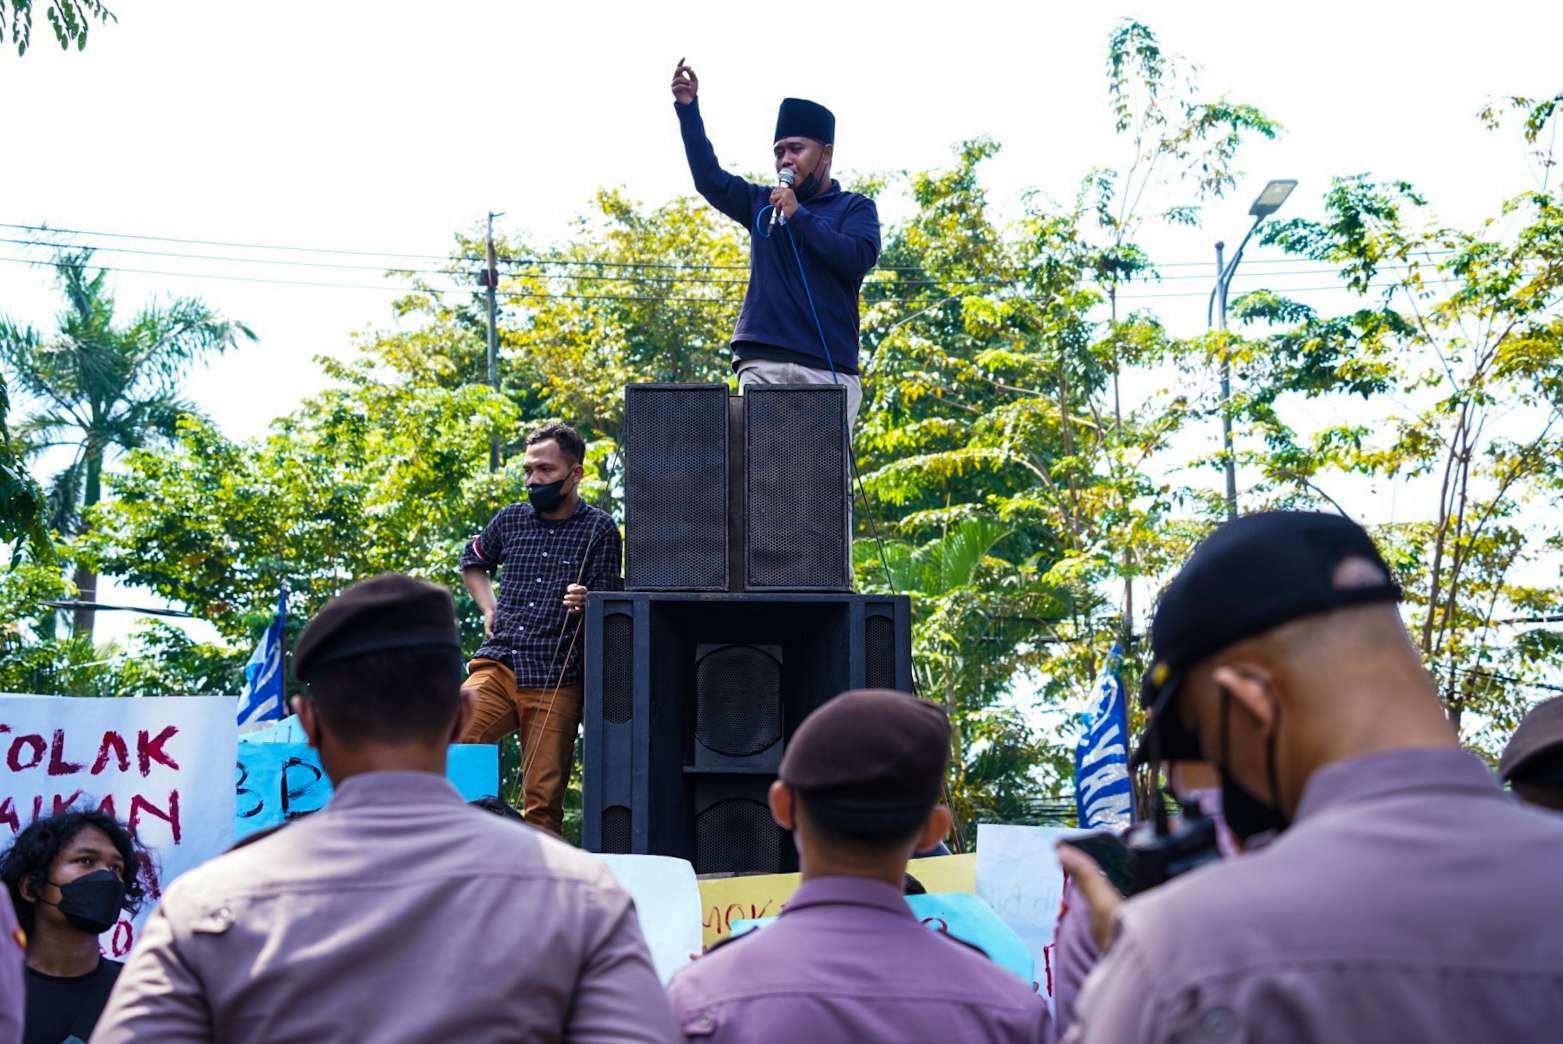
1294, 746, 1497, 822
783, 875, 912, 917
328, 770, 464, 810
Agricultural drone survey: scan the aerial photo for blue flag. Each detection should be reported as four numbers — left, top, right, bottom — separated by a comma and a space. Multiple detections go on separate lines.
1074, 643, 1133, 829
239, 590, 287, 726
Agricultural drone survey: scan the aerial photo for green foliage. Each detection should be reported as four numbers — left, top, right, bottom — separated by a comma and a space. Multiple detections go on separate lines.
1, 0, 114, 55
1, 372, 49, 560
0, 250, 253, 639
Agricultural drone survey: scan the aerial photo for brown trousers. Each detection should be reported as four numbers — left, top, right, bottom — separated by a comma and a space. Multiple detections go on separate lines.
459, 658, 581, 838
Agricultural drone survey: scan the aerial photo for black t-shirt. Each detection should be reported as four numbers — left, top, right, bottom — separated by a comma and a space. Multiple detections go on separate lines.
23, 958, 122, 1044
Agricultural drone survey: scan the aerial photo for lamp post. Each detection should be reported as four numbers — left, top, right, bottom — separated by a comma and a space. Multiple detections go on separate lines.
1208, 179, 1296, 519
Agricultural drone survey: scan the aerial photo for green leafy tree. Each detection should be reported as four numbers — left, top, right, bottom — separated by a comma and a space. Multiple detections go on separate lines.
1, 0, 113, 55
0, 250, 254, 639
1229, 102, 1563, 754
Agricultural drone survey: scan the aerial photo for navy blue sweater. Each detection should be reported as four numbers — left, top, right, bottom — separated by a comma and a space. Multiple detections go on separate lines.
676, 99, 880, 374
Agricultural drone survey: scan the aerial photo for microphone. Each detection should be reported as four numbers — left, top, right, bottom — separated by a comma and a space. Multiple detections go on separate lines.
770, 169, 795, 228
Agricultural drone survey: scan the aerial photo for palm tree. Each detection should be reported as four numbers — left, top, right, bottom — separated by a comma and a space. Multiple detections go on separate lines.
0, 249, 254, 638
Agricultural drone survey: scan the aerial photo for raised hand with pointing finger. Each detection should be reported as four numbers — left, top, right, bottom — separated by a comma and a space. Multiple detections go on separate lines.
671, 59, 698, 105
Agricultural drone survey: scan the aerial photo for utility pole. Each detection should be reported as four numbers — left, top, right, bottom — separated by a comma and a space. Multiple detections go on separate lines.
1214, 240, 1238, 520
484, 211, 505, 471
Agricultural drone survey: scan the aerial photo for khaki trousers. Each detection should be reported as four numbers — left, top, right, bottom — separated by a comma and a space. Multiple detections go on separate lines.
735, 357, 863, 431
459, 658, 580, 838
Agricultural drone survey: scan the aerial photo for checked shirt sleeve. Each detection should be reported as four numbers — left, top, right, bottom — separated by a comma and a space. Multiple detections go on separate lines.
584, 518, 624, 593
459, 510, 509, 574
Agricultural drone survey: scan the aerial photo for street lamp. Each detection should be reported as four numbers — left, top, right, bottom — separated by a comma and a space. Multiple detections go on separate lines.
1208, 179, 1297, 519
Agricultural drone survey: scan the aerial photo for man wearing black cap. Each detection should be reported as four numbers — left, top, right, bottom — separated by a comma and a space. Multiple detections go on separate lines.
1500, 696, 1563, 812
94, 575, 677, 1043
1057, 511, 1563, 1043
670, 60, 879, 429
665, 689, 1049, 1042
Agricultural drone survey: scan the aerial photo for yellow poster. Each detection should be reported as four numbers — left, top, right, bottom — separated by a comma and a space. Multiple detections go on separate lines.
695, 854, 975, 948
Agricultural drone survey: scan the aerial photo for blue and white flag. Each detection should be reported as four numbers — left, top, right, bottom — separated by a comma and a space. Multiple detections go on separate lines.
239, 590, 287, 726
1074, 642, 1133, 829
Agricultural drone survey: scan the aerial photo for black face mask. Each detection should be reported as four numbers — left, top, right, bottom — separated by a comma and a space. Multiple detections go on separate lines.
51, 868, 126, 935
527, 477, 570, 514
1217, 687, 1290, 845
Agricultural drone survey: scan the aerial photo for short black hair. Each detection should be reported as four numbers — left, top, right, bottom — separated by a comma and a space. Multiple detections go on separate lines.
796, 788, 933, 849
470, 796, 527, 823
525, 422, 586, 467
0, 809, 147, 934
304, 646, 464, 745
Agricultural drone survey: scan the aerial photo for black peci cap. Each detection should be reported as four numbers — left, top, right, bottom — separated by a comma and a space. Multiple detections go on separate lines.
1132, 511, 1402, 765
293, 574, 462, 682
780, 689, 949, 805
775, 97, 835, 145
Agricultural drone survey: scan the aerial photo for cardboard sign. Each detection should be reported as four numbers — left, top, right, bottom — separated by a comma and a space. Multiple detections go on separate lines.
974, 823, 1088, 1000
729, 890, 1033, 985
696, 853, 976, 948
234, 738, 498, 840
0, 694, 238, 956
590, 854, 702, 983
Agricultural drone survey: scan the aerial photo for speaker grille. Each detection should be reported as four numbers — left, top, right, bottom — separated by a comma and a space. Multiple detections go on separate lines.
745, 386, 849, 590
865, 613, 895, 690
625, 385, 728, 590
695, 645, 782, 757
694, 795, 782, 875
601, 613, 634, 725
601, 805, 632, 853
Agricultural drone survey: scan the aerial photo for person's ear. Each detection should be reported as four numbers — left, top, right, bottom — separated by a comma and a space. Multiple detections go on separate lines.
17, 875, 37, 904
768, 780, 796, 831
916, 805, 952, 853
451, 688, 476, 744
293, 696, 321, 750
1210, 663, 1277, 736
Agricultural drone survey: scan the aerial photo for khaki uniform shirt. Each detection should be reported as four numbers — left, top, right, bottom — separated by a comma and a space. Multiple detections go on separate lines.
1067, 748, 1563, 1043
666, 876, 1049, 1043
91, 771, 678, 1043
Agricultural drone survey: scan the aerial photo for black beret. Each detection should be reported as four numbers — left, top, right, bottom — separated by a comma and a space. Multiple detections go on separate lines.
293, 574, 461, 682
775, 97, 835, 145
1500, 697, 1563, 783
1133, 510, 1401, 765
780, 689, 949, 804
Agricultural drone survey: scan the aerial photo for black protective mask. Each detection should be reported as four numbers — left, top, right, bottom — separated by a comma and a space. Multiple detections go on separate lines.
1217, 687, 1290, 845
52, 868, 126, 935
527, 478, 569, 514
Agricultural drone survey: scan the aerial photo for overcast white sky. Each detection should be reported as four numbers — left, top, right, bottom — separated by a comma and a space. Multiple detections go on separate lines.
3, 0, 1560, 650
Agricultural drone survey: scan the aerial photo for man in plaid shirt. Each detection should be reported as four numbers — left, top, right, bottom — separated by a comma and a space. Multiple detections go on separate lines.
459, 423, 623, 836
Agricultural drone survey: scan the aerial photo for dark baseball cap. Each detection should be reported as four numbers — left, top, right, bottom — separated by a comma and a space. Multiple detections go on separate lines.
780, 689, 950, 807
1499, 697, 1563, 784
1133, 511, 1402, 765
293, 574, 462, 682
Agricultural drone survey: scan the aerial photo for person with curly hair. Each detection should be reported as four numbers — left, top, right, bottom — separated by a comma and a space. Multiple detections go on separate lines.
0, 809, 144, 1044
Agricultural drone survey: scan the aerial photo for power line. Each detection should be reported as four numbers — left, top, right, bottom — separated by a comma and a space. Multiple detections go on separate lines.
1, 219, 1464, 279
0, 252, 1472, 308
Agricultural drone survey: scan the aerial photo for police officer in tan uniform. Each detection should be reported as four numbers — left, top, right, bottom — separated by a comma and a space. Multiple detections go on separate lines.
92, 575, 678, 1044
1059, 512, 1563, 1043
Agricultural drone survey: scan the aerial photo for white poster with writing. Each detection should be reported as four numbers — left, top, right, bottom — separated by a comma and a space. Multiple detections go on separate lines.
975, 823, 1088, 1002
0, 694, 237, 957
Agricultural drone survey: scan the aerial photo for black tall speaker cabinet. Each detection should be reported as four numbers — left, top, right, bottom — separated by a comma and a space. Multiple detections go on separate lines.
582, 591, 913, 874
623, 383, 851, 592
586, 384, 914, 876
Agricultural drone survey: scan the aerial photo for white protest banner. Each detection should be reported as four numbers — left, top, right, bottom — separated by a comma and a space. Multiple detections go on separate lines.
975, 823, 1087, 1001
0, 694, 237, 957
590, 854, 702, 983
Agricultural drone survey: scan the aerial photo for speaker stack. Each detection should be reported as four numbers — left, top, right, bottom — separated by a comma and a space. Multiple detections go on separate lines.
583, 384, 913, 874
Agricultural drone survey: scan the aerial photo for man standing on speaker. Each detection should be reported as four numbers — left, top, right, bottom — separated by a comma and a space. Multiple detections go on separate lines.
460, 422, 623, 838
670, 60, 880, 430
